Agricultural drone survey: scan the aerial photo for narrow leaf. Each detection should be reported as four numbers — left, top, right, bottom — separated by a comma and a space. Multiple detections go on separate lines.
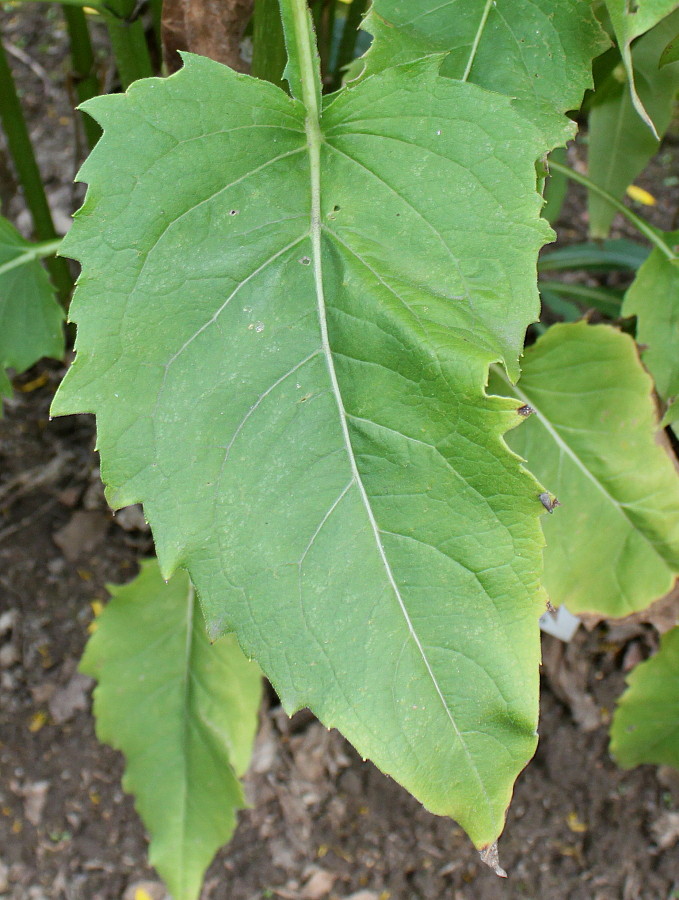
358, 0, 608, 147
0, 216, 64, 404
660, 30, 679, 65
81, 559, 262, 900
604, 0, 679, 137
622, 230, 679, 430
588, 10, 679, 238
490, 322, 679, 617
610, 625, 679, 769
53, 45, 552, 848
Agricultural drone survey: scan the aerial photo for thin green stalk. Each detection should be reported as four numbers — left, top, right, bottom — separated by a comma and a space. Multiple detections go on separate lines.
0, 29, 71, 297
0, 238, 62, 278
252, 0, 288, 89
101, 1, 154, 88
332, 0, 367, 88
62, 5, 101, 147
549, 160, 678, 262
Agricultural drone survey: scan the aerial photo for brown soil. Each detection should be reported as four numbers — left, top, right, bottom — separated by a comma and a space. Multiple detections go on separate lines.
2, 6, 679, 900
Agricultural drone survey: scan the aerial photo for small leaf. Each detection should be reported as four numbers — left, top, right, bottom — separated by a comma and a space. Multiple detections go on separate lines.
80, 560, 262, 900
622, 230, 679, 434
490, 321, 679, 617
588, 10, 679, 237
610, 625, 679, 769
0, 216, 64, 405
604, 0, 679, 136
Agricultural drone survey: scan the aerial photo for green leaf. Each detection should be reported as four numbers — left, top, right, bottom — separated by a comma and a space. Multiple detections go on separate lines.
358, 0, 608, 146
0, 216, 64, 404
622, 231, 679, 430
53, 42, 552, 847
660, 30, 679, 65
538, 238, 649, 273
80, 559, 262, 900
604, 0, 679, 136
588, 10, 679, 238
610, 625, 679, 769
490, 322, 679, 617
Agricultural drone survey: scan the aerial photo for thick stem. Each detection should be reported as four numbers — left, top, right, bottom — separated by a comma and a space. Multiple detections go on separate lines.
251, 0, 287, 89
549, 160, 678, 262
62, 5, 101, 147
101, 1, 154, 89
0, 28, 71, 297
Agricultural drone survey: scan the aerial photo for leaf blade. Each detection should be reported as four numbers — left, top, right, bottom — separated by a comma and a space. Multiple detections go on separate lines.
358, 0, 608, 147
610, 625, 679, 769
0, 217, 64, 404
81, 559, 262, 900
491, 322, 679, 617
54, 52, 551, 847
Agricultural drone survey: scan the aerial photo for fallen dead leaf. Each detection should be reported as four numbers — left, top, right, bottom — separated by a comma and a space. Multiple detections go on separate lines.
48, 672, 93, 724
21, 781, 49, 826
123, 881, 168, 900
301, 867, 335, 900
53, 510, 110, 561
651, 811, 679, 849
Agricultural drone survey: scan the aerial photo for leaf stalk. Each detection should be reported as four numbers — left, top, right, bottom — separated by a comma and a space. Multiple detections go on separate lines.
549, 160, 677, 262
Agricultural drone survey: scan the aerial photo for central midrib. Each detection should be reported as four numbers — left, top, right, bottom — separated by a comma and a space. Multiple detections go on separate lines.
286, 0, 490, 811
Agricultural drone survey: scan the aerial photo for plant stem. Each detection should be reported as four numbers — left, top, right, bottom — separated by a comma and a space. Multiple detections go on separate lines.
549, 160, 678, 262
332, 0, 367, 89
62, 5, 101, 147
0, 239, 62, 278
101, 1, 154, 89
252, 0, 287, 89
0, 28, 71, 297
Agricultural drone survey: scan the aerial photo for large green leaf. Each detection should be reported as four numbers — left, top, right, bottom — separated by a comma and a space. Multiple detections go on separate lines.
0, 216, 64, 403
357, 0, 608, 147
622, 231, 679, 431
604, 0, 679, 136
52, 23, 553, 847
588, 10, 679, 238
610, 625, 679, 769
490, 321, 679, 617
81, 559, 262, 900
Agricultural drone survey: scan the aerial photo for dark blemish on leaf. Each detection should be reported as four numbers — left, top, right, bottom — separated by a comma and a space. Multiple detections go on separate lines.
300, 256, 311, 266
539, 492, 561, 514
333, 204, 340, 212
518, 404, 534, 417
229, 209, 239, 216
